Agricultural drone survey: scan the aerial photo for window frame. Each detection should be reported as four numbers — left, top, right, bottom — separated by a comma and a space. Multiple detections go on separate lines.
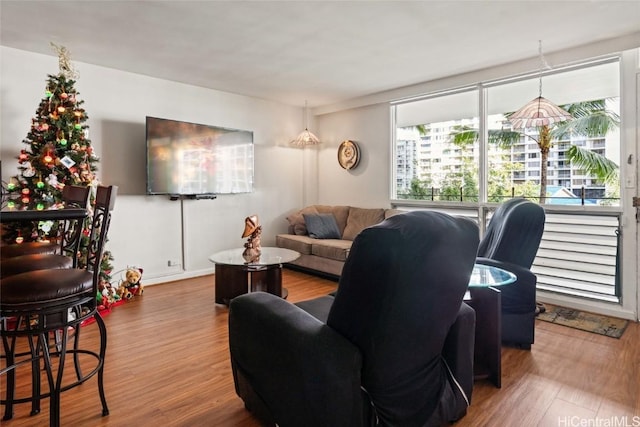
390, 55, 623, 212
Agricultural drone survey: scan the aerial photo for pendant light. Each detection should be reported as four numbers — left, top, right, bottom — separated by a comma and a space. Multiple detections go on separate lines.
509, 41, 572, 129
290, 100, 320, 146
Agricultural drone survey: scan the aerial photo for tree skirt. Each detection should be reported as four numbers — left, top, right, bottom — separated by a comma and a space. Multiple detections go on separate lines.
80, 299, 128, 327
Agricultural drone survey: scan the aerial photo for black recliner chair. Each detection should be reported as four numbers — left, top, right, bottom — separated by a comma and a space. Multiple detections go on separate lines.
229, 210, 479, 427
476, 198, 545, 349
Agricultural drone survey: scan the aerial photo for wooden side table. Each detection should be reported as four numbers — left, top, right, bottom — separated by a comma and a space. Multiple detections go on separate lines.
466, 264, 516, 388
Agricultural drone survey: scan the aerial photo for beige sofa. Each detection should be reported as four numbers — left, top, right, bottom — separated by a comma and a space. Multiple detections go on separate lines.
276, 205, 402, 277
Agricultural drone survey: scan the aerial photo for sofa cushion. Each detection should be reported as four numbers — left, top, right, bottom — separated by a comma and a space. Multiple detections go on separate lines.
304, 213, 341, 239
342, 207, 385, 241
275, 234, 315, 255
286, 206, 318, 235
384, 208, 405, 219
311, 240, 352, 262
314, 205, 350, 236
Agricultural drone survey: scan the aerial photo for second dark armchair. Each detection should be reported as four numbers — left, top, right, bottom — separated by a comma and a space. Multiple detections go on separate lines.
476, 198, 546, 349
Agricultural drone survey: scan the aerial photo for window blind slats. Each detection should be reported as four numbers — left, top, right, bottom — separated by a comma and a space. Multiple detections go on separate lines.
538, 240, 616, 256
542, 231, 617, 247
536, 249, 613, 266
533, 213, 619, 301
534, 270, 615, 291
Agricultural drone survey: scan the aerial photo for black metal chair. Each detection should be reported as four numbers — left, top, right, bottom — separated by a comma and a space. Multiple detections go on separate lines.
0, 185, 117, 426
0, 185, 91, 266
476, 198, 546, 349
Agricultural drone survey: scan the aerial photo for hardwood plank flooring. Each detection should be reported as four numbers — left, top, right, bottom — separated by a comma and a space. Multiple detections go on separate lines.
1, 269, 638, 426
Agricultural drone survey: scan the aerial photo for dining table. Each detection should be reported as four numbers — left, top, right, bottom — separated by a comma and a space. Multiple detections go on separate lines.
0, 207, 89, 223
0, 207, 90, 259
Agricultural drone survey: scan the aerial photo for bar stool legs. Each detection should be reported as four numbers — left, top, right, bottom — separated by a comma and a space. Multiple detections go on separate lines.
1, 331, 17, 421
96, 313, 109, 417
1, 311, 109, 426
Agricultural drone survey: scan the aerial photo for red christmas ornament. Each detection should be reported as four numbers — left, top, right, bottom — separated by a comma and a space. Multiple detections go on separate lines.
21, 188, 30, 195
60, 92, 68, 99
57, 106, 66, 113
41, 123, 49, 131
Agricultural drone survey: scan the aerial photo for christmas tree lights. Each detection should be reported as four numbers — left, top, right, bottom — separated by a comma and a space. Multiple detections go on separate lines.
2, 43, 113, 284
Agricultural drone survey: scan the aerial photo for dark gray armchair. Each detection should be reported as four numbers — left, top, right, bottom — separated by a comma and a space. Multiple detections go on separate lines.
229, 211, 479, 427
476, 198, 545, 349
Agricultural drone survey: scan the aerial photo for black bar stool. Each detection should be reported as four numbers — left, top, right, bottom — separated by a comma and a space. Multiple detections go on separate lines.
1, 185, 117, 426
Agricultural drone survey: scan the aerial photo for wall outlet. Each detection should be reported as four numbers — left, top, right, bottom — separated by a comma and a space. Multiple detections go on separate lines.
625, 172, 635, 188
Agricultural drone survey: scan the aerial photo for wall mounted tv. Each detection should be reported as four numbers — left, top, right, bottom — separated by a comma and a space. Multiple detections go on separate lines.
146, 116, 254, 198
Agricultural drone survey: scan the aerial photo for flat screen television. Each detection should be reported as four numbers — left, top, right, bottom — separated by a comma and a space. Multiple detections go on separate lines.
146, 116, 254, 197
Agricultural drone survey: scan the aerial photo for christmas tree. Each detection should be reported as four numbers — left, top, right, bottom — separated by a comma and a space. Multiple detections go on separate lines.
3, 43, 113, 285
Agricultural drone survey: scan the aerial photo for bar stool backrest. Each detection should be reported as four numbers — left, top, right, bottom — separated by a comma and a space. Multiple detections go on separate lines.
85, 185, 117, 311
58, 185, 91, 266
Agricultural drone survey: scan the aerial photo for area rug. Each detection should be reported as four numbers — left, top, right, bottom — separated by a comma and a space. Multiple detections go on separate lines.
537, 303, 629, 338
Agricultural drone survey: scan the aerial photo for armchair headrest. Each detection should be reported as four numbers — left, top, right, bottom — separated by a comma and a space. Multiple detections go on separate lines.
477, 198, 545, 268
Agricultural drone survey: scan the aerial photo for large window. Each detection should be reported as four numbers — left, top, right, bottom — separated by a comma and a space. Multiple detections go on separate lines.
392, 58, 621, 206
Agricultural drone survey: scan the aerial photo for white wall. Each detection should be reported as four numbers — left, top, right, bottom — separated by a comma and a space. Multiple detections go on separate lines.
1, 47, 306, 284
316, 103, 392, 208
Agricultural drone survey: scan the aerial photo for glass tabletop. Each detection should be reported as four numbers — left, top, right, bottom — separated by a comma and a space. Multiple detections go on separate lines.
209, 247, 300, 267
469, 264, 517, 288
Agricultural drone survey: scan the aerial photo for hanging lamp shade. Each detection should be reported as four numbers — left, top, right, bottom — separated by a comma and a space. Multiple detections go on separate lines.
290, 100, 320, 146
509, 40, 573, 130
290, 128, 320, 146
509, 96, 573, 129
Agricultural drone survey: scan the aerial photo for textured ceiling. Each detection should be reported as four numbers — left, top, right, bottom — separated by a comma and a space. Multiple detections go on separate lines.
1, 1, 639, 108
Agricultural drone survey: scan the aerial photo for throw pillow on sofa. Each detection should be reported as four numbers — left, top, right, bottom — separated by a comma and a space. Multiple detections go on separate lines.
342, 207, 385, 241
303, 213, 341, 239
286, 206, 319, 235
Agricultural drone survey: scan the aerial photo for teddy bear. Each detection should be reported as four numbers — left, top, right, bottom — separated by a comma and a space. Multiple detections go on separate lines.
123, 267, 144, 297
117, 282, 133, 300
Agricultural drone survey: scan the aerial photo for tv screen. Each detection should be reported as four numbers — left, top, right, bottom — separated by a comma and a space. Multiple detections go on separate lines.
146, 116, 254, 196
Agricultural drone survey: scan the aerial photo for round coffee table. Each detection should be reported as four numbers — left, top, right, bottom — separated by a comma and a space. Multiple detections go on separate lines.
209, 247, 300, 305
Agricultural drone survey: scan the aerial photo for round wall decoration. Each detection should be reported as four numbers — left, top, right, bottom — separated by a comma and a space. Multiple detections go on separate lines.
337, 140, 360, 170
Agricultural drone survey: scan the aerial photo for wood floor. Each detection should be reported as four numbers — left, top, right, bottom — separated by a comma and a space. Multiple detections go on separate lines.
1, 269, 638, 426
